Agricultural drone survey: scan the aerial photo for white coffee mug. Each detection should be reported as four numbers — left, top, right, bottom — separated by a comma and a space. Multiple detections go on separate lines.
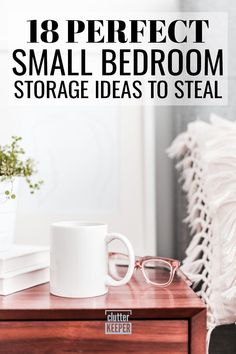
50, 221, 135, 298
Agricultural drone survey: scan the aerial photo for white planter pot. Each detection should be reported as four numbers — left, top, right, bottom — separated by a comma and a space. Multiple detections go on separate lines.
0, 179, 18, 252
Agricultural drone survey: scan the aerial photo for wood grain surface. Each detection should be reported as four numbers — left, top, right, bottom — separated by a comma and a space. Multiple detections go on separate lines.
0, 271, 205, 320
0, 320, 188, 354
0, 268, 206, 353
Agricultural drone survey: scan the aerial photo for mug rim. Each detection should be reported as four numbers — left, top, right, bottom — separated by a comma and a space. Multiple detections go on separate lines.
51, 221, 107, 229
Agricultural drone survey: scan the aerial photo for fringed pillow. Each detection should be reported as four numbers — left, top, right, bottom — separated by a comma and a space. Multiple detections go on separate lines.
168, 114, 236, 342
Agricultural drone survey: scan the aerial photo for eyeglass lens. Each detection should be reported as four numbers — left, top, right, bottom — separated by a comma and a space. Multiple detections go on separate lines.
143, 260, 172, 285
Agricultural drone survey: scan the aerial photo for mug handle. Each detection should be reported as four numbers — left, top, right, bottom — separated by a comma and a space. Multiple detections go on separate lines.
105, 233, 135, 286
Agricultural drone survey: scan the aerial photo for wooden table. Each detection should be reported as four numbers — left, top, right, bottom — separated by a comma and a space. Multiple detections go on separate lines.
0, 269, 206, 354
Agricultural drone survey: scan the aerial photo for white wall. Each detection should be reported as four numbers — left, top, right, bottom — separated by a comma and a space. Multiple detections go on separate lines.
0, 0, 177, 255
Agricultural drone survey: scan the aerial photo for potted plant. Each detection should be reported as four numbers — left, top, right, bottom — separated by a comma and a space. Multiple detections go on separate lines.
0, 136, 43, 252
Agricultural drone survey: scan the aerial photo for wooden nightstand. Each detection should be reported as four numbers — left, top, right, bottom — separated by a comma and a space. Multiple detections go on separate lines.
0, 269, 206, 354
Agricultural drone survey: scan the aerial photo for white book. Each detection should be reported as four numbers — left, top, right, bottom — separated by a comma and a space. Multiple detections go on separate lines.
0, 266, 49, 295
0, 244, 50, 276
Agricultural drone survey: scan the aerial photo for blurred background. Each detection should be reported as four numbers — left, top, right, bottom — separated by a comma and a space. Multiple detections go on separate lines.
0, 0, 235, 259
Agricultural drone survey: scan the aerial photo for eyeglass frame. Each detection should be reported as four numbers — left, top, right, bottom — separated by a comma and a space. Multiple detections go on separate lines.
109, 252, 192, 287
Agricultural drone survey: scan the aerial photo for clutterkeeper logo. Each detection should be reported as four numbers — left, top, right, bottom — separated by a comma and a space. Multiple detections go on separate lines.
105, 310, 132, 334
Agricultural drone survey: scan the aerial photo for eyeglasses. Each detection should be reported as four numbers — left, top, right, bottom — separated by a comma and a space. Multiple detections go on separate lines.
109, 253, 190, 287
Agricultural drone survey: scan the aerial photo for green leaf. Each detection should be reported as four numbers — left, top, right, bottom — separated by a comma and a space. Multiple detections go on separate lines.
0, 136, 43, 196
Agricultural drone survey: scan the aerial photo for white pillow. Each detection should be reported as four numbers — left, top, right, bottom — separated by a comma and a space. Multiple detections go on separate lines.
168, 114, 236, 336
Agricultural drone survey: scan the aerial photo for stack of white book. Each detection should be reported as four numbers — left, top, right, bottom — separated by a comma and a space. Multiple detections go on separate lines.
0, 244, 50, 295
